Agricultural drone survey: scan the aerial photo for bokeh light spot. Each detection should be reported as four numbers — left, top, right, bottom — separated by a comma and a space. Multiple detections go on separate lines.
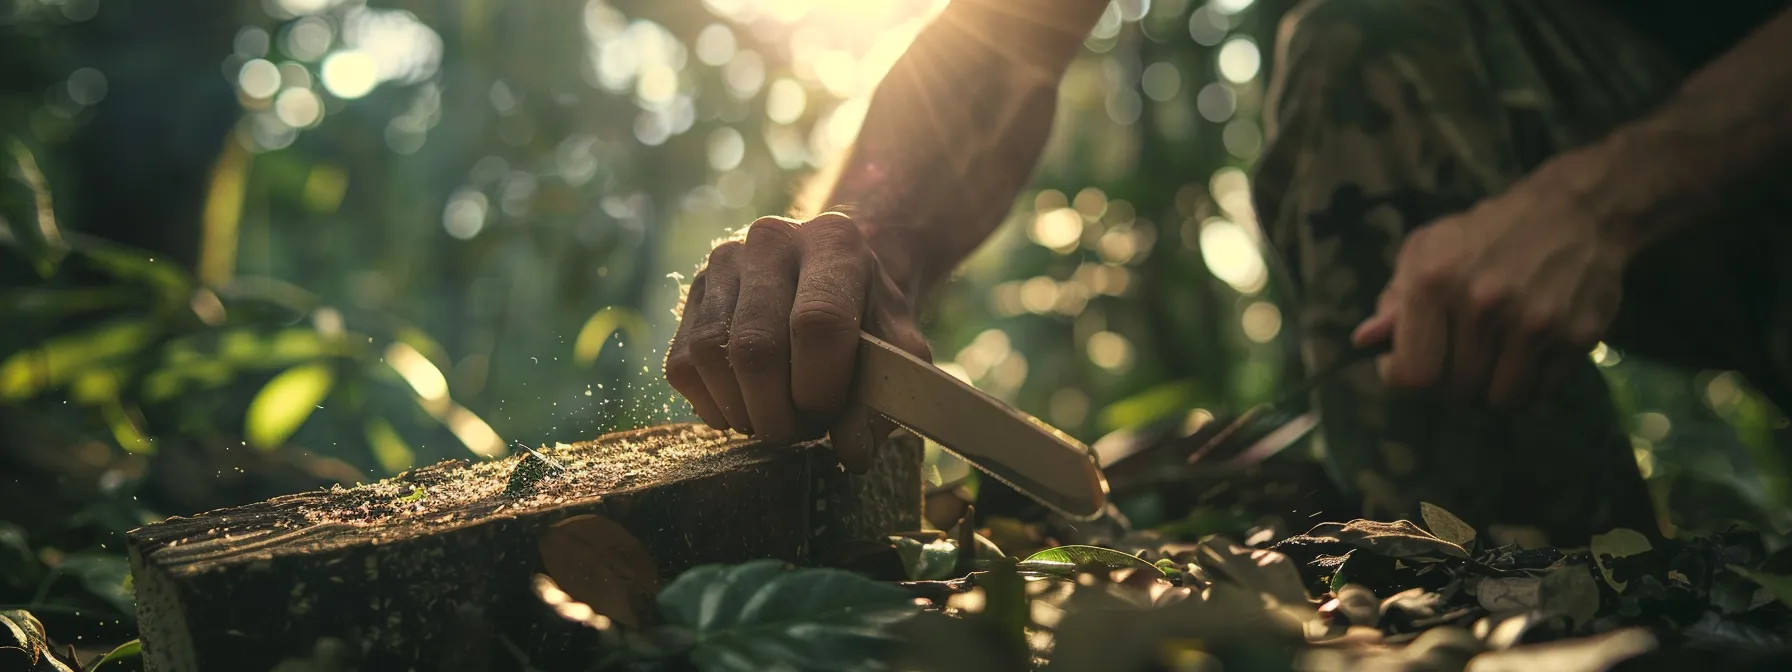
239, 59, 282, 99
766, 78, 808, 124
321, 50, 378, 98
1141, 62, 1180, 102
1188, 6, 1229, 46
707, 127, 745, 171
275, 88, 323, 127
695, 23, 737, 66
1030, 208, 1083, 253
1196, 82, 1235, 122
66, 68, 108, 106
1223, 118, 1263, 159
443, 188, 489, 240
1217, 37, 1261, 83
285, 16, 334, 62
1087, 331, 1134, 372
1199, 218, 1267, 294
1241, 301, 1282, 343
1212, 0, 1257, 15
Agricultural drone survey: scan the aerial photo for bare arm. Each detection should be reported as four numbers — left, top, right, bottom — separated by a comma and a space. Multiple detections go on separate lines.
796, 0, 1110, 297
1359, 8, 1792, 403
665, 0, 1103, 468
1545, 8, 1792, 254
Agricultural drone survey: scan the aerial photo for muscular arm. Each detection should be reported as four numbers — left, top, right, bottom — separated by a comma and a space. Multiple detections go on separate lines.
1545, 8, 1792, 254
798, 0, 1109, 298
665, 0, 1103, 464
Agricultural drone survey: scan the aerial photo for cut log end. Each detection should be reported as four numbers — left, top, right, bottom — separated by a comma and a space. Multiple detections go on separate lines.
127, 424, 921, 671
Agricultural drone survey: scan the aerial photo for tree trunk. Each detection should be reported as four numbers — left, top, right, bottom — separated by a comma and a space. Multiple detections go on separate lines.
127, 424, 922, 672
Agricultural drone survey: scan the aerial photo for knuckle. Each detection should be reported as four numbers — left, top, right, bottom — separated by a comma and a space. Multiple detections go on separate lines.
790, 299, 861, 339
686, 324, 732, 360
746, 217, 799, 243
1413, 264, 1455, 293
801, 214, 865, 247
663, 354, 702, 389
1466, 279, 1510, 314
707, 241, 744, 266
726, 326, 783, 371
1518, 306, 1557, 336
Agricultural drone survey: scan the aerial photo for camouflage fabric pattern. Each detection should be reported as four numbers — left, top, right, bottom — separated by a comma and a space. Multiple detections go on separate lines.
1249, 0, 1702, 543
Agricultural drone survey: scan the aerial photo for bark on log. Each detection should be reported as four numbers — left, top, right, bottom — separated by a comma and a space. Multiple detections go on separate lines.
126, 424, 922, 672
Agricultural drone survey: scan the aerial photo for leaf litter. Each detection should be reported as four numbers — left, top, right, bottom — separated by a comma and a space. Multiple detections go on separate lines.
525, 500, 1792, 672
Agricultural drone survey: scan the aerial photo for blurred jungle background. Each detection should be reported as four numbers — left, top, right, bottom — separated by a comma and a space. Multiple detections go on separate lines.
2, 0, 1789, 663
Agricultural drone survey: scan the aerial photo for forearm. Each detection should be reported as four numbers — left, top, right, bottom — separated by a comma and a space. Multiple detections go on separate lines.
1546, 9, 1792, 254
800, 0, 1106, 297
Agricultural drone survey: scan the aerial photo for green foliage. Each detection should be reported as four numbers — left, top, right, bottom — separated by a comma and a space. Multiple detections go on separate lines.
84, 639, 140, 672
1021, 545, 1162, 577
1, 610, 75, 672
655, 559, 919, 672
892, 537, 958, 582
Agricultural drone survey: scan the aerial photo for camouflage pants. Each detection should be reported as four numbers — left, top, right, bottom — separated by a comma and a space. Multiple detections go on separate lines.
1252, 0, 1792, 544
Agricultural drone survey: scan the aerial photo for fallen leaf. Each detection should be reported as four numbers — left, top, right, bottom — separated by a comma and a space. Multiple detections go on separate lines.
1590, 529, 1652, 592
1191, 537, 1311, 607
1278, 520, 1468, 560
1464, 628, 1655, 672
537, 514, 661, 629
1539, 562, 1601, 630
1730, 565, 1792, 609
1421, 502, 1478, 551
1475, 576, 1543, 614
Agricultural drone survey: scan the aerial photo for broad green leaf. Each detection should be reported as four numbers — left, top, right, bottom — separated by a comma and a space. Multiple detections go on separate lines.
1419, 502, 1477, 550
85, 639, 140, 672
657, 559, 917, 672
1590, 528, 1652, 592
245, 362, 335, 451
891, 537, 958, 581
1021, 545, 1162, 577
573, 306, 649, 367
1730, 566, 1792, 608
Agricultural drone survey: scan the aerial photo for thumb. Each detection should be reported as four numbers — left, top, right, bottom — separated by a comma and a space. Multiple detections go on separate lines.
828, 399, 898, 475
1353, 306, 1397, 348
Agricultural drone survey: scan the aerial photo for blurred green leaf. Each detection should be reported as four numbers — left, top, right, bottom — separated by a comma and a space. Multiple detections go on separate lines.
573, 306, 650, 367
1097, 380, 1200, 433
245, 362, 336, 451
656, 559, 917, 672
49, 554, 134, 618
1, 137, 67, 277
364, 416, 414, 474
84, 639, 139, 672
0, 321, 156, 401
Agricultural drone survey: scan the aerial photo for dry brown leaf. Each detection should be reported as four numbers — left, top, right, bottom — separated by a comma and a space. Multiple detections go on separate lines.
1420, 502, 1478, 550
537, 513, 662, 629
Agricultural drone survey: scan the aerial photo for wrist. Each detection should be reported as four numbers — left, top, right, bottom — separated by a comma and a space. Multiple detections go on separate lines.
1526, 139, 1653, 261
857, 219, 929, 303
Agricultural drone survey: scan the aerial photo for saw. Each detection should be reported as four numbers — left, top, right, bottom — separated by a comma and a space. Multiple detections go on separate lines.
853, 332, 1108, 520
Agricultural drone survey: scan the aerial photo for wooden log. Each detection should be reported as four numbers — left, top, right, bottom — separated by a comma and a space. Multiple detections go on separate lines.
126, 424, 922, 672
